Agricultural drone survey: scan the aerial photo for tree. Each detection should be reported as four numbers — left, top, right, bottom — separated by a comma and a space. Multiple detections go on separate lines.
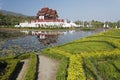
0, 13, 35, 27
117, 20, 120, 28
91, 20, 103, 28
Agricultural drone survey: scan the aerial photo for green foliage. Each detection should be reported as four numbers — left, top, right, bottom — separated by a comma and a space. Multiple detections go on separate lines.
16, 53, 31, 60
83, 58, 98, 80
0, 52, 37, 80
57, 41, 114, 54
0, 13, 34, 26
117, 20, 120, 28
113, 60, 120, 70
24, 52, 37, 80
94, 59, 120, 80
42, 29, 120, 80
91, 20, 104, 28
0, 59, 19, 80
81, 49, 120, 80
56, 57, 68, 80
108, 22, 117, 28
67, 55, 86, 80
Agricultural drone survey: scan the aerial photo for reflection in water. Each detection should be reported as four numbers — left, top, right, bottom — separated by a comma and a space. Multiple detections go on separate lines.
21, 30, 62, 45
37, 33, 58, 46
0, 29, 104, 56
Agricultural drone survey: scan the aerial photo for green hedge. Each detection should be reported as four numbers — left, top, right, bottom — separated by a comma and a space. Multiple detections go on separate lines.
15, 53, 31, 60
0, 59, 19, 80
0, 52, 38, 80
24, 52, 37, 80
41, 29, 120, 80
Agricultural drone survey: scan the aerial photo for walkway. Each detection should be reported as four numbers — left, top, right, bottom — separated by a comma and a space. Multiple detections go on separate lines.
17, 59, 30, 80
37, 55, 59, 80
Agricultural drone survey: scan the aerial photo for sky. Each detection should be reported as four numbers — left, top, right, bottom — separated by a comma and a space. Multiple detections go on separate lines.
0, 0, 120, 22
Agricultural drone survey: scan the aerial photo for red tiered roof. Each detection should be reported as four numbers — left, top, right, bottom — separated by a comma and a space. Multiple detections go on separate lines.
37, 7, 58, 20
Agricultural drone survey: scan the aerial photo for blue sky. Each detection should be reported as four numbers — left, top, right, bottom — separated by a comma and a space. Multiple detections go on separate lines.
1, 0, 120, 21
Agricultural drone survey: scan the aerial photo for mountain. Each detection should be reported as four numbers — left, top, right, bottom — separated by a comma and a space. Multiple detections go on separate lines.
0, 10, 27, 17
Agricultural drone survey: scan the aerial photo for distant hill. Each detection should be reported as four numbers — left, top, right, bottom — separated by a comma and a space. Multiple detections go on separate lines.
0, 10, 27, 17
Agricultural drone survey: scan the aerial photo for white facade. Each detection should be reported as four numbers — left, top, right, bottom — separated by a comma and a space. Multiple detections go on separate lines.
15, 22, 38, 28
15, 15, 78, 28
15, 20, 78, 28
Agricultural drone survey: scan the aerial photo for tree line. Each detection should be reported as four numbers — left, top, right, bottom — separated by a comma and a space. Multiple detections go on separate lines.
0, 13, 35, 27
75, 20, 120, 28
0, 12, 120, 28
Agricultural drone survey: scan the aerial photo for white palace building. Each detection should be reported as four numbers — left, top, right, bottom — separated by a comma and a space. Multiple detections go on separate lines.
15, 7, 78, 28
15, 19, 78, 28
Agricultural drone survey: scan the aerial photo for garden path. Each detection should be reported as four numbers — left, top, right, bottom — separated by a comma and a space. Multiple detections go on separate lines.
37, 55, 59, 80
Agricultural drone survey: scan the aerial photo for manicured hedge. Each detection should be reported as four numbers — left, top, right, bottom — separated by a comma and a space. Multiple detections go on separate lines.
0, 52, 38, 80
41, 29, 120, 80
0, 59, 19, 80
24, 52, 37, 80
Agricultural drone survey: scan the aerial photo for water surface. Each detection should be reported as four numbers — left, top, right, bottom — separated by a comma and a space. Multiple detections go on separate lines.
0, 29, 104, 56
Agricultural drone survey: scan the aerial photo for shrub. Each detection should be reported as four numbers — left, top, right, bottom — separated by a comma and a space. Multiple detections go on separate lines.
24, 52, 37, 80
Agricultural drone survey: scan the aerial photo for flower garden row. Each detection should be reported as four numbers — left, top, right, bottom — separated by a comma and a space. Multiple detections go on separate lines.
41, 29, 120, 80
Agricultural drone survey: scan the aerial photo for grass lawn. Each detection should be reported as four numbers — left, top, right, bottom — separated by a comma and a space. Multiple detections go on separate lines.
57, 41, 115, 54
41, 29, 120, 80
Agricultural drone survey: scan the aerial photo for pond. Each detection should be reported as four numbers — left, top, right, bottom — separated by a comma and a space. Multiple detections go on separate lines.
0, 29, 104, 56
